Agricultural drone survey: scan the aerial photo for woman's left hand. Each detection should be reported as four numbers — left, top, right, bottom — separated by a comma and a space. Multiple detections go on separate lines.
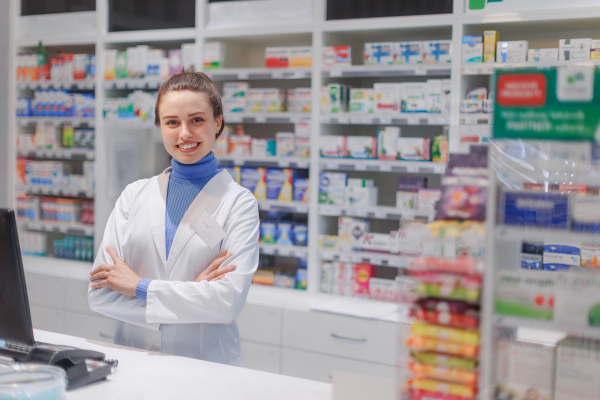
90, 247, 142, 297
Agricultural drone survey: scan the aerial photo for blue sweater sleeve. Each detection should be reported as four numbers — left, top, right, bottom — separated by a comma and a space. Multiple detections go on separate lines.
136, 278, 152, 301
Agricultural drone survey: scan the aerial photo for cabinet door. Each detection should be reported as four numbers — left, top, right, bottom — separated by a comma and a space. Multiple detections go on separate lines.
283, 309, 397, 365
240, 340, 281, 374
64, 312, 117, 343
24, 273, 64, 309
30, 305, 65, 334
282, 348, 397, 383
63, 278, 96, 316
237, 303, 282, 345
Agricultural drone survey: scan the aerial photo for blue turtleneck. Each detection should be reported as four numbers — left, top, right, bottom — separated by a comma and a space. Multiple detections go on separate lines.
136, 151, 219, 301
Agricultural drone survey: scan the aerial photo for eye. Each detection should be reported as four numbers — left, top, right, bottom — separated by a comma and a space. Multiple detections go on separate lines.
165, 120, 179, 126
192, 117, 204, 123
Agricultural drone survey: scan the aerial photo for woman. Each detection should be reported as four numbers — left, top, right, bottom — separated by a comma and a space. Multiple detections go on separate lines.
88, 72, 259, 366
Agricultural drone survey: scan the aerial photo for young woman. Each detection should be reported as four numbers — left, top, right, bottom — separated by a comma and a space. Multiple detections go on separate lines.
88, 72, 259, 366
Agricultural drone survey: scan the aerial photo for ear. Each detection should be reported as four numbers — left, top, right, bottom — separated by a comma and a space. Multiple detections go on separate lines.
215, 114, 223, 135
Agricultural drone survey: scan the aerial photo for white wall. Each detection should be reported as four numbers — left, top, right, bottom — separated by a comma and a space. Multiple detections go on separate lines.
0, 1, 9, 208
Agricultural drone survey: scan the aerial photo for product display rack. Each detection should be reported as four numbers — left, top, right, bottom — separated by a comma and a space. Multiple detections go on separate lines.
8, 0, 600, 317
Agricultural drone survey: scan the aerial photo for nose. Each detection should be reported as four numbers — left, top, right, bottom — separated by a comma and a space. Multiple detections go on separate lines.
179, 122, 193, 139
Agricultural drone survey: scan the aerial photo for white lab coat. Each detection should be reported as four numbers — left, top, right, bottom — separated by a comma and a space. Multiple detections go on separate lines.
88, 168, 259, 366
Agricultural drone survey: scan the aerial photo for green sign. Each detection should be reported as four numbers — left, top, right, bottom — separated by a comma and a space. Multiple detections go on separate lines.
493, 67, 600, 141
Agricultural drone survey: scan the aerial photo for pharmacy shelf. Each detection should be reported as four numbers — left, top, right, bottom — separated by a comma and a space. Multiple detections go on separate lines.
320, 158, 446, 174
460, 114, 492, 125
322, 64, 452, 78
217, 155, 310, 168
320, 113, 449, 126
17, 148, 95, 160
17, 220, 94, 236
494, 226, 600, 245
103, 119, 157, 130
205, 67, 312, 81
493, 314, 600, 341
258, 200, 309, 214
16, 185, 95, 199
461, 60, 600, 75
224, 112, 311, 124
319, 205, 434, 221
22, 255, 92, 280
17, 117, 95, 128
17, 79, 95, 90
103, 78, 165, 90
320, 249, 415, 268
259, 243, 308, 259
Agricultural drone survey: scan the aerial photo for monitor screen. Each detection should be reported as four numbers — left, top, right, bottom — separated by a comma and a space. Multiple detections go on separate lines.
0, 209, 34, 346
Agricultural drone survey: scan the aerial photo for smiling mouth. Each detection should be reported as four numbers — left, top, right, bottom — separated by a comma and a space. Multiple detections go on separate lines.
177, 142, 200, 150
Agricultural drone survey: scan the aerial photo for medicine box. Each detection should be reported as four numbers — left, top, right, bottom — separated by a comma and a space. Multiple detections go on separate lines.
223, 82, 248, 98
395, 42, 423, 64
422, 40, 452, 63
349, 88, 374, 113
240, 167, 267, 200
293, 178, 310, 202
245, 88, 265, 113
496, 41, 529, 63
377, 126, 400, 160
104, 49, 117, 79
326, 84, 348, 113
262, 88, 284, 113
353, 263, 375, 297
461, 99, 483, 113
265, 47, 289, 68
427, 79, 443, 113
345, 186, 378, 207
543, 241, 581, 271
266, 169, 293, 201
321, 263, 333, 293
115, 51, 128, 79
358, 233, 391, 253
442, 79, 452, 114
275, 132, 295, 157
400, 83, 428, 113
289, 46, 313, 68
559, 38, 591, 61
338, 217, 370, 250
204, 42, 225, 69
502, 192, 570, 229
228, 135, 251, 156
483, 99, 494, 113
462, 35, 483, 63
396, 177, 427, 209
397, 138, 430, 161
320, 136, 347, 158
591, 40, 600, 60
483, 31, 499, 63
374, 83, 401, 114
319, 172, 347, 205
223, 98, 245, 113
364, 42, 394, 65
528, 48, 559, 62
346, 136, 377, 159
321, 46, 352, 67
251, 138, 268, 157
347, 178, 374, 187
369, 278, 398, 302
418, 189, 441, 212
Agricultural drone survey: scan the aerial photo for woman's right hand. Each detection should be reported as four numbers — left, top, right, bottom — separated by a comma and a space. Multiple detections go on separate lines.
195, 251, 236, 282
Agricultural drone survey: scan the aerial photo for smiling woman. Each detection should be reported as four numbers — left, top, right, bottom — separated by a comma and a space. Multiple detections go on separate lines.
88, 72, 260, 365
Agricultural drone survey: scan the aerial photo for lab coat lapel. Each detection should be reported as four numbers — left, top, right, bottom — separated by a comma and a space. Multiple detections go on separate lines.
166, 171, 233, 277
147, 167, 170, 272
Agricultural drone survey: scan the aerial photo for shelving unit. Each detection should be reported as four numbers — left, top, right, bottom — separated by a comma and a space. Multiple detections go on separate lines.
9, 0, 600, 319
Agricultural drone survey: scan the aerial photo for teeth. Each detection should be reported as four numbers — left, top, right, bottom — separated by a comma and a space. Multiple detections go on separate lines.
179, 143, 198, 150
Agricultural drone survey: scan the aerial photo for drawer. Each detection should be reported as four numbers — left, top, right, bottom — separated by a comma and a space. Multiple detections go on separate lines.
30, 305, 65, 334
238, 303, 282, 345
25, 273, 64, 309
64, 312, 117, 343
282, 348, 396, 383
63, 278, 95, 316
240, 340, 281, 374
283, 309, 397, 365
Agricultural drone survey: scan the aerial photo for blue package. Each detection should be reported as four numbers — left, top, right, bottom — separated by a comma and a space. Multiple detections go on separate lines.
293, 178, 309, 202
292, 224, 308, 246
276, 222, 294, 245
295, 268, 307, 290
266, 169, 290, 200
297, 258, 307, 269
543, 243, 580, 271
503, 192, 569, 229
259, 221, 278, 243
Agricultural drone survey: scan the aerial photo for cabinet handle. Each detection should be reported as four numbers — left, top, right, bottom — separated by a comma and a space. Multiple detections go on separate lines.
331, 333, 367, 343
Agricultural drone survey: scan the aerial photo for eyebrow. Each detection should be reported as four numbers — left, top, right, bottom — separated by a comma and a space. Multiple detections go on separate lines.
161, 111, 208, 120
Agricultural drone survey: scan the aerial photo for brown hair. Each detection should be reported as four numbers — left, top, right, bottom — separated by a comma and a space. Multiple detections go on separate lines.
154, 72, 225, 137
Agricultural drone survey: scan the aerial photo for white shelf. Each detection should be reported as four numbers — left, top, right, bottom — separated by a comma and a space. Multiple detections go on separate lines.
103, 78, 165, 90
217, 155, 310, 168
17, 148, 95, 160
258, 200, 309, 214
495, 226, 600, 244
17, 117, 95, 128
322, 64, 452, 78
205, 68, 311, 81
103, 119, 157, 129
17, 79, 95, 90
493, 314, 600, 340
462, 60, 600, 75
319, 205, 434, 221
320, 158, 446, 174
17, 220, 94, 236
259, 243, 308, 259
16, 185, 94, 199
320, 113, 449, 126
320, 249, 415, 268
22, 255, 92, 281
460, 114, 492, 125
224, 113, 311, 124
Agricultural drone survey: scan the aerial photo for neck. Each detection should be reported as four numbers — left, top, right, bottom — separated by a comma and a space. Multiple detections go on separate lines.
170, 152, 219, 181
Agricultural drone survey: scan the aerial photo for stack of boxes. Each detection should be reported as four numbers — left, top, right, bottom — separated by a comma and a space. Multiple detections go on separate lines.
224, 167, 309, 204
17, 90, 95, 118
103, 91, 157, 122
214, 124, 310, 158
222, 82, 310, 114
16, 52, 96, 82
16, 159, 95, 193
364, 41, 452, 65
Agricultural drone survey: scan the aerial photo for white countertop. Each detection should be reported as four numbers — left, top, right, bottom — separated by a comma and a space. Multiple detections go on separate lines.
34, 330, 331, 400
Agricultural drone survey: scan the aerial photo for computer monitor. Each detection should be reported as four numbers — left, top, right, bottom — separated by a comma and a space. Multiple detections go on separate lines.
0, 209, 35, 347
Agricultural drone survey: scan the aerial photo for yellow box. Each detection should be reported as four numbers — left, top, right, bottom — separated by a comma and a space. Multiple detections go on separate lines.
484, 31, 499, 63
591, 50, 600, 60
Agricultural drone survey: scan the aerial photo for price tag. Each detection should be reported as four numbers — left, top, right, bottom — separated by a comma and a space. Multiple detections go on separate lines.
135, 80, 146, 89
408, 115, 419, 125
58, 225, 68, 233
340, 254, 352, 262
279, 160, 290, 168
288, 250, 296, 257
255, 115, 266, 123
326, 162, 337, 170
431, 116, 448, 125
298, 161, 309, 168
350, 116, 363, 124
380, 163, 392, 172
380, 116, 392, 125
463, 64, 478, 75
227, 114, 242, 123
434, 164, 446, 174
355, 163, 367, 171
464, 115, 479, 125
85, 82, 95, 90
370, 256, 382, 265
116, 81, 126, 89
351, 209, 368, 218
41, 82, 50, 89
85, 228, 94, 236
337, 114, 349, 124
44, 224, 53, 232
374, 210, 387, 219
292, 71, 305, 79
77, 82, 85, 89
329, 68, 342, 77
35, 150, 44, 157
272, 71, 283, 79
503, 65, 516, 72
415, 66, 427, 76
407, 164, 419, 173
482, 65, 495, 75
238, 71, 249, 80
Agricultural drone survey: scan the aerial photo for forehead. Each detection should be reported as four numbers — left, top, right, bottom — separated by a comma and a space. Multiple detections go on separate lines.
159, 90, 212, 110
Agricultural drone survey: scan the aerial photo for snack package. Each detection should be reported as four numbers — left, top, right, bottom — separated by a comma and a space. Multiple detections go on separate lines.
411, 351, 478, 370
411, 321, 480, 345
408, 361, 478, 387
409, 379, 477, 399
410, 271, 481, 302
413, 298, 480, 329
406, 335, 479, 358
410, 257, 478, 275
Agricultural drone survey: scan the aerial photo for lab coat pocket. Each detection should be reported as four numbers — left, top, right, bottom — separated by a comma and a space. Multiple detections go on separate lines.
192, 211, 226, 250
